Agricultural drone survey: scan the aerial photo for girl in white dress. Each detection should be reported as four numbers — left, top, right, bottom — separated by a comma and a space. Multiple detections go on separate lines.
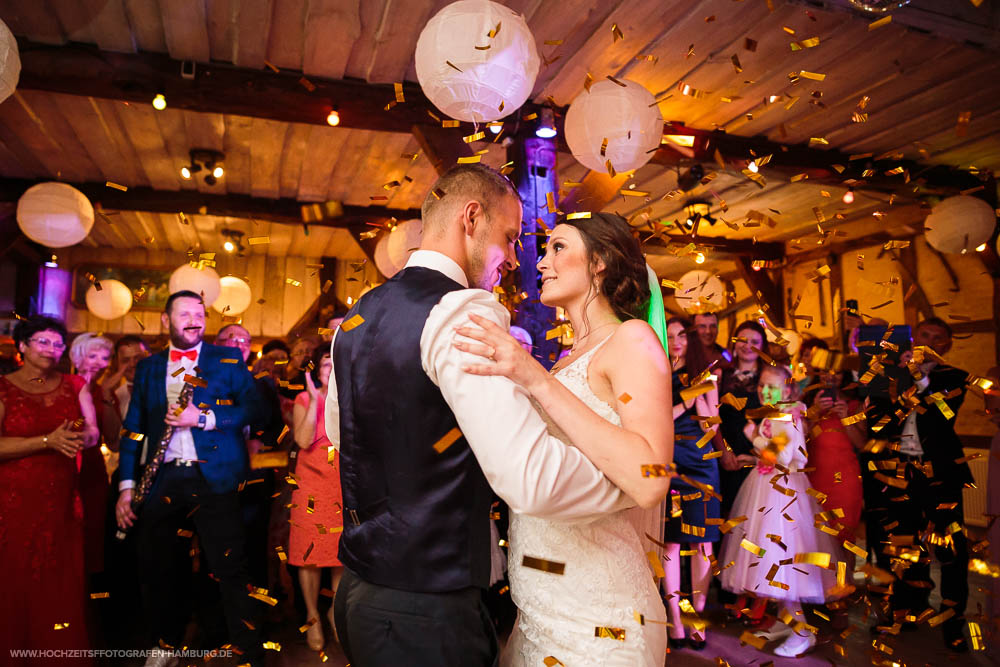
454, 212, 672, 666
719, 364, 839, 658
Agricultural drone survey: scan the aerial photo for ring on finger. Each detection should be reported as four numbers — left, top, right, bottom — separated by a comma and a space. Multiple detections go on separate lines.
487, 346, 496, 361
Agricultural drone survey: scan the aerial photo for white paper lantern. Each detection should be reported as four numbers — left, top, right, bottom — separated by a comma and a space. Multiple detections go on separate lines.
924, 195, 997, 254
85, 279, 132, 320
169, 264, 221, 306
564, 79, 663, 174
415, 0, 539, 123
0, 19, 19, 106
387, 219, 423, 269
374, 234, 400, 278
675, 270, 725, 314
16, 182, 94, 248
766, 327, 802, 357
212, 276, 252, 315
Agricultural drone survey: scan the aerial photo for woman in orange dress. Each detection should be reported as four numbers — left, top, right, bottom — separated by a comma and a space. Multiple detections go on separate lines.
289, 346, 344, 651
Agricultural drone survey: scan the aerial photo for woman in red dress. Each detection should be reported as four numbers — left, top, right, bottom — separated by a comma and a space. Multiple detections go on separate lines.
0, 316, 99, 664
69, 333, 113, 577
289, 347, 344, 651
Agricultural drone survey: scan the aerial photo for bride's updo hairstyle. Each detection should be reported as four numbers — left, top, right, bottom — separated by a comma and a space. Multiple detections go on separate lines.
556, 211, 651, 322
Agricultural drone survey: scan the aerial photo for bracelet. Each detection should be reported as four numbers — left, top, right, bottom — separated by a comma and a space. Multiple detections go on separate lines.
42, 435, 49, 448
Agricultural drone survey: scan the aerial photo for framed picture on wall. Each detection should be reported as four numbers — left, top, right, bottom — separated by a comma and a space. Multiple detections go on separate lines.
71, 264, 173, 312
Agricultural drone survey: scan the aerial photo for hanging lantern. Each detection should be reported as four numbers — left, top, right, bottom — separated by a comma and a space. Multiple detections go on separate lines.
924, 195, 997, 254
169, 263, 221, 306
564, 79, 663, 174
85, 279, 132, 320
16, 182, 94, 248
674, 270, 725, 314
387, 219, 423, 270
212, 276, 253, 315
0, 19, 19, 106
374, 233, 400, 279
415, 0, 539, 123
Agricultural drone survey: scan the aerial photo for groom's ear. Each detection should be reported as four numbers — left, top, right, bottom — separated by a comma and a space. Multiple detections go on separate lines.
461, 200, 483, 237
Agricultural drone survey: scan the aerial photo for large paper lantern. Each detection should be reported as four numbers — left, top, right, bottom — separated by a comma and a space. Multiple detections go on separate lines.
674, 270, 725, 314
765, 327, 803, 357
212, 276, 252, 315
16, 182, 94, 248
924, 195, 997, 254
0, 19, 19, 105
374, 220, 423, 278
415, 0, 539, 123
564, 79, 663, 174
169, 263, 221, 306
85, 279, 132, 320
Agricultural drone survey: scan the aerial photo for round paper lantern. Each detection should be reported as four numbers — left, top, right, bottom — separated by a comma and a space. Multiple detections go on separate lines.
387, 219, 423, 269
415, 0, 539, 123
674, 270, 725, 314
169, 264, 221, 306
16, 182, 94, 248
85, 279, 132, 320
564, 79, 663, 174
924, 195, 997, 254
374, 233, 401, 278
0, 19, 19, 105
766, 327, 802, 357
212, 276, 252, 315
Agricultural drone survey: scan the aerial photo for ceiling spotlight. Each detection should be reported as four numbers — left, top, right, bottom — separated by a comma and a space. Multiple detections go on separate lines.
223, 240, 235, 253
677, 164, 705, 191
221, 229, 245, 255
213, 166, 224, 178
182, 149, 224, 186
535, 107, 557, 138
694, 252, 706, 264
747, 160, 759, 173
152, 93, 167, 110
488, 122, 503, 134
842, 187, 855, 204
45, 254, 58, 268
326, 109, 340, 126
180, 166, 192, 179
976, 243, 987, 252
682, 199, 716, 230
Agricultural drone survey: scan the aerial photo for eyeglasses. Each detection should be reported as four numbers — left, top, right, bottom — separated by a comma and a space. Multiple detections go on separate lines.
29, 338, 66, 351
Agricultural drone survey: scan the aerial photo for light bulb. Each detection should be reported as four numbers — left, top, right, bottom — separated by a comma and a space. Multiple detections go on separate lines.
213, 166, 224, 178
747, 161, 759, 173
152, 93, 167, 110
694, 252, 706, 264
180, 166, 192, 179
976, 243, 987, 252
842, 188, 855, 204
346, 296, 354, 305
326, 110, 340, 126
489, 123, 502, 134
224, 240, 235, 253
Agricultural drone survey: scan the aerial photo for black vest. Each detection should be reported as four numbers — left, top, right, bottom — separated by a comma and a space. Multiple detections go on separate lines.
333, 267, 493, 592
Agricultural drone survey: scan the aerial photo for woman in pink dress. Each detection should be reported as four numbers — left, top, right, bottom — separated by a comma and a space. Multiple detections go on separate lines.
289, 347, 344, 651
0, 316, 99, 664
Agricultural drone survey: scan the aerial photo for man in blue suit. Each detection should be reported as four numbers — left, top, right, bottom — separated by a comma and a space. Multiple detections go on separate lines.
114, 290, 264, 666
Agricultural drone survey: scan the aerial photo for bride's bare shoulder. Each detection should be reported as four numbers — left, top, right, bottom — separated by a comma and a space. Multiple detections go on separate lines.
599, 319, 669, 373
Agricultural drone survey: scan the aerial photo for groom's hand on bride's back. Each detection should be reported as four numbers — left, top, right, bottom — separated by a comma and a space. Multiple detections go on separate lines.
453, 312, 548, 391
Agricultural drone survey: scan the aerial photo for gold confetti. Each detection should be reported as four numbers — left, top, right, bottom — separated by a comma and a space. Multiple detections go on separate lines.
523, 555, 565, 575
247, 236, 270, 245
606, 75, 627, 88
445, 61, 463, 72
463, 131, 486, 143
790, 36, 820, 50
731, 54, 742, 73
566, 212, 591, 220
341, 314, 365, 331
869, 15, 892, 30
543, 659, 565, 667
105, 181, 127, 191
794, 552, 831, 568
53, 623, 70, 630
739, 630, 767, 649
720, 516, 747, 534
298, 77, 316, 92
611, 23, 624, 42
798, 70, 826, 81
745, 37, 758, 52
595, 626, 626, 640
740, 538, 766, 557
433, 427, 463, 453
457, 155, 482, 164
641, 464, 669, 477
263, 641, 282, 651
618, 392, 632, 404
927, 608, 955, 627
90, 592, 110, 599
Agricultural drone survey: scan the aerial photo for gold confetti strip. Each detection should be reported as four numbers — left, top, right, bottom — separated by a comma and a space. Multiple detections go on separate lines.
90, 592, 110, 599
566, 211, 591, 220
790, 36, 820, 50
457, 155, 482, 164
618, 392, 632, 404
393, 82, 405, 103
798, 70, 826, 81
523, 555, 565, 575
793, 552, 831, 568
731, 54, 742, 73
53, 623, 71, 630
927, 608, 955, 627
611, 22, 623, 42
263, 641, 282, 651
247, 236, 270, 245
433, 427, 463, 453
341, 314, 365, 332
869, 15, 892, 30
720, 516, 747, 534
463, 131, 486, 143
740, 538, 766, 557
595, 626, 626, 641
641, 463, 669, 477
543, 658, 565, 667
679, 381, 715, 402
739, 630, 767, 649
105, 181, 127, 191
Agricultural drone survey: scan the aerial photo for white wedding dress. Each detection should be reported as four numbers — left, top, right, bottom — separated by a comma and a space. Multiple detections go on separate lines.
502, 339, 667, 667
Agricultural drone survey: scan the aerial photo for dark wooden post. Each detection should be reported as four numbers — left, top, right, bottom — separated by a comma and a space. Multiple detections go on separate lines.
508, 136, 559, 368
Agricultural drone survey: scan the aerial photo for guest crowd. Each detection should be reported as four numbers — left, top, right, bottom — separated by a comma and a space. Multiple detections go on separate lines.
0, 294, 996, 663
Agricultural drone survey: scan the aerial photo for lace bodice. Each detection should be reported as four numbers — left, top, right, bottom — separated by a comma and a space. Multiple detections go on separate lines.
503, 338, 666, 666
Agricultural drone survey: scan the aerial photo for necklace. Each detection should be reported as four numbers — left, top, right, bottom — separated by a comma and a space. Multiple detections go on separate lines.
570, 321, 618, 353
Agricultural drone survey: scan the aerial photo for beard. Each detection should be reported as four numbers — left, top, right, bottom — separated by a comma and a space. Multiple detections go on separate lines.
467, 232, 495, 290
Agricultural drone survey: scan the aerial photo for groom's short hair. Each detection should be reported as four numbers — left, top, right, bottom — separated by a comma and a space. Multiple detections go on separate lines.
421, 164, 519, 234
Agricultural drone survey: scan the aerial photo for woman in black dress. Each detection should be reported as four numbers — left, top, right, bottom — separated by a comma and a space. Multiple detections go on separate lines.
662, 317, 720, 650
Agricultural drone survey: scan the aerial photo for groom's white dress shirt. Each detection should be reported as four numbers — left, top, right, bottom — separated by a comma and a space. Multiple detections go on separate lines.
325, 249, 630, 521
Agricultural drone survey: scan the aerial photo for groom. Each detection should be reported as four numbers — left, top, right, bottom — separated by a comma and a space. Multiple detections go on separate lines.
330, 164, 630, 666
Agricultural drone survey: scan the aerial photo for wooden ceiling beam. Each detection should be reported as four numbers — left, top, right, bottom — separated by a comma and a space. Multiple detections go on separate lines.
643, 234, 784, 261
0, 178, 420, 229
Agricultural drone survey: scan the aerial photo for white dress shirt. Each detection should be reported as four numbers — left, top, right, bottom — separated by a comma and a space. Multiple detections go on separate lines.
899, 374, 931, 456
325, 249, 630, 521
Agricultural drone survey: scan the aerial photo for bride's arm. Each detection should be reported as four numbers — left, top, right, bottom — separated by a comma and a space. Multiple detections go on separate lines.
457, 315, 673, 509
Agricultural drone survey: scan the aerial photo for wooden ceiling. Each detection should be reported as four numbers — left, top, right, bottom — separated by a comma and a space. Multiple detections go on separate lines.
0, 0, 997, 271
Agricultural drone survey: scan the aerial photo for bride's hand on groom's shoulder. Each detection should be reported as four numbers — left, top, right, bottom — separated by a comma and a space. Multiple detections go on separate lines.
453, 312, 547, 390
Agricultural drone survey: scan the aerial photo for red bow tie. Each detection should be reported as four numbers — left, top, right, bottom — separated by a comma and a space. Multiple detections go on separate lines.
170, 349, 198, 363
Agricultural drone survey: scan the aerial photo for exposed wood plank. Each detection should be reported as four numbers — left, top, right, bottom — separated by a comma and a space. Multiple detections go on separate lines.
206, 0, 239, 63
0, 138, 34, 178
265, 218, 295, 258
561, 171, 628, 214
182, 111, 227, 194
363, 0, 437, 83
154, 107, 200, 192
411, 124, 474, 176
343, 0, 390, 80
46, 0, 95, 44
46, 93, 132, 186
264, 0, 306, 70
323, 228, 366, 259
736, 256, 785, 326
114, 102, 183, 190
643, 234, 784, 261
326, 129, 376, 203
1, 0, 67, 44
278, 123, 311, 199
92, 98, 152, 188
14, 90, 104, 179
83, 0, 137, 52
282, 255, 307, 333
160, 0, 211, 62
343, 132, 413, 207
260, 255, 285, 337
150, 211, 188, 253
297, 124, 350, 201
0, 93, 85, 180
303, 0, 361, 79
288, 224, 333, 258
249, 117, 287, 199
235, 0, 274, 69
222, 114, 254, 195
123, 0, 168, 52
240, 253, 267, 335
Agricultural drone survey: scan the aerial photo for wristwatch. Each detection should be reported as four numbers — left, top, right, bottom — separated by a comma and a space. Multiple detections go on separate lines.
197, 412, 207, 429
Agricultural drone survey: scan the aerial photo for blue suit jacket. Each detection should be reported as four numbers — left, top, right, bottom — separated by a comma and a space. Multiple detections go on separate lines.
121, 343, 258, 494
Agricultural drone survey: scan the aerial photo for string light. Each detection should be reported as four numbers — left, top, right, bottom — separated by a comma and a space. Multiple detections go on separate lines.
975, 243, 987, 252
842, 188, 855, 204
326, 110, 340, 126
152, 93, 167, 110
694, 252, 706, 264
180, 166, 192, 179
213, 166, 225, 178
747, 161, 759, 173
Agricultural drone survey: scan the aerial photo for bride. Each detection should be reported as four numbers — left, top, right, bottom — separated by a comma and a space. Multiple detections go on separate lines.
454, 212, 673, 665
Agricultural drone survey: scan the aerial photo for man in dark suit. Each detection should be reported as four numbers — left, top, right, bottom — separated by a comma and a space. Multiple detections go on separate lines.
868, 317, 973, 652
114, 291, 264, 666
